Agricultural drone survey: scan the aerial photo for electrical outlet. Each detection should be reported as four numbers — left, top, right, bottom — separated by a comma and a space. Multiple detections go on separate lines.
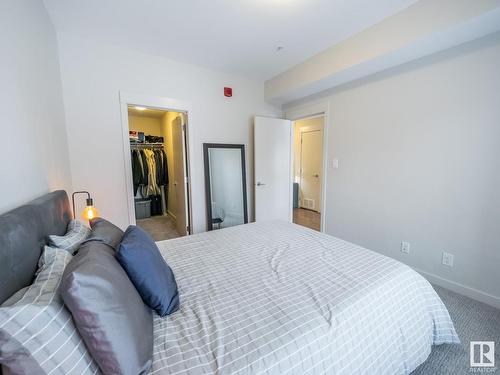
442, 252, 454, 267
401, 241, 410, 254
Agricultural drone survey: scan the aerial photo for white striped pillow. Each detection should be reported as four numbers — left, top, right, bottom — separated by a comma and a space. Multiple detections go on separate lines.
49, 220, 91, 254
0, 246, 100, 374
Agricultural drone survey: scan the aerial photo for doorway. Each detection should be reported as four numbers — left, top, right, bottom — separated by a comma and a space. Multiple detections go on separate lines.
124, 104, 191, 241
292, 115, 324, 231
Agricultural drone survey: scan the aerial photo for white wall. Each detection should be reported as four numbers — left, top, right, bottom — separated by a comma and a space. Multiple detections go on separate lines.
57, 33, 280, 232
285, 32, 500, 306
0, 0, 71, 213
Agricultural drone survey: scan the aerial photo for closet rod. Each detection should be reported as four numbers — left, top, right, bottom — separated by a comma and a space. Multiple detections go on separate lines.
130, 142, 164, 148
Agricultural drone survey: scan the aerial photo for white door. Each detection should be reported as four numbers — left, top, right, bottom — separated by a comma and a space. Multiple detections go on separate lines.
172, 115, 189, 235
254, 116, 292, 222
300, 130, 323, 212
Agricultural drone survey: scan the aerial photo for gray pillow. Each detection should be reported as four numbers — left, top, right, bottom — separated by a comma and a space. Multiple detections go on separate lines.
0, 286, 28, 307
0, 246, 98, 374
60, 241, 153, 375
49, 219, 91, 254
85, 217, 124, 250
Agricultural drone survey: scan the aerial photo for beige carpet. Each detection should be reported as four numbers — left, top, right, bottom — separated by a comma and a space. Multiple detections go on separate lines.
137, 215, 181, 241
412, 285, 500, 374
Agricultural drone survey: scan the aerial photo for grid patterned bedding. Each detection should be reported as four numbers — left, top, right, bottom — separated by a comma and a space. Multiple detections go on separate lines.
151, 221, 459, 374
0, 247, 99, 374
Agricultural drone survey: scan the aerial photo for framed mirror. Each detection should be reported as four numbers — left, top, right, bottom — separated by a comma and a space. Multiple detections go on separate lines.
203, 144, 248, 231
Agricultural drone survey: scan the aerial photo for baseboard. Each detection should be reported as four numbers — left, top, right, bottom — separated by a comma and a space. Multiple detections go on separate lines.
413, 267, 500, 310
297, 206, 320, 213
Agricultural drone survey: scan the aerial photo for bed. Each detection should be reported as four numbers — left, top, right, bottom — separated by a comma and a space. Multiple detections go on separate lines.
0, 191, 459, 374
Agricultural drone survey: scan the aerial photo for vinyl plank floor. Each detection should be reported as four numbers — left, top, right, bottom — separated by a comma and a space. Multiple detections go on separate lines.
293, 208, 321, 231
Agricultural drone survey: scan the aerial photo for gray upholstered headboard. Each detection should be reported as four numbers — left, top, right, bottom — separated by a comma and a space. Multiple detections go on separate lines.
0, 190, 71, 304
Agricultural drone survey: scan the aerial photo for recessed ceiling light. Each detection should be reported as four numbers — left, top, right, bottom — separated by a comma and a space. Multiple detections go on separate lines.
135, 106, 147, 111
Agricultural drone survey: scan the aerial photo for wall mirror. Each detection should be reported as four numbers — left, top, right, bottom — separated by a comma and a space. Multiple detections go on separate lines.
203, 144, 248, 231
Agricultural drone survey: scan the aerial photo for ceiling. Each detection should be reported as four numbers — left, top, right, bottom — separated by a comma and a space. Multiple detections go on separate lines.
43, 0, 418, 80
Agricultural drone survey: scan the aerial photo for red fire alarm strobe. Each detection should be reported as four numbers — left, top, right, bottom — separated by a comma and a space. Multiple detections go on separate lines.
224, 87, 232, 97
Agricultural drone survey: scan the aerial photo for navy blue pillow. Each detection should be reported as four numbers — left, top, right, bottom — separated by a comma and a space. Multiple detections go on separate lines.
116, 226, 179, 316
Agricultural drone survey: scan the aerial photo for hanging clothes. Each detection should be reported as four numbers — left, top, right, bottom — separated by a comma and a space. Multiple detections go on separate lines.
140, 151, 149, 186
160, 149, 168, 186
158, 149, 168, 214
142, 149, 160, 197
131, 150, 143, 196
130, 146, 170, 216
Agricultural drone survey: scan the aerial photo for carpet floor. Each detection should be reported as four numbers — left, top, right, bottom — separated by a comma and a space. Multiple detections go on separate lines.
137, 215, 181, 241
412, 285, 500, 374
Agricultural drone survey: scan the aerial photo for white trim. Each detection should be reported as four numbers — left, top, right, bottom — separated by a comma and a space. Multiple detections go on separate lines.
120, 91, 192, 113
284, 99, 330, 121
298, 125, 322, 134
292, 113, 325, 122
181, 113, 194, 234
413, 267, 500, 310
285, 99, 330, 233
119, 103, 136, 226
119, 91, 193, 232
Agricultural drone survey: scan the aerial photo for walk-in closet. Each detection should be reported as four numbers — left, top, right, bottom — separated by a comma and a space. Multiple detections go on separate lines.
127, 106, 190, 240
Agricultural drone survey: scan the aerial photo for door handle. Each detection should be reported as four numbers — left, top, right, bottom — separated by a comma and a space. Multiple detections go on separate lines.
313, 174, 319, 178
256, 182, 266, 186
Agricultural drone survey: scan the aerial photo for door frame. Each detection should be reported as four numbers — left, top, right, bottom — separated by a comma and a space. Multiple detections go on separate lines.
119, 91, 193, 234
284, 100, 330, 232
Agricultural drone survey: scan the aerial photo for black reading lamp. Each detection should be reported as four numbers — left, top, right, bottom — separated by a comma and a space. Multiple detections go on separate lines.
72, 191, 99, 220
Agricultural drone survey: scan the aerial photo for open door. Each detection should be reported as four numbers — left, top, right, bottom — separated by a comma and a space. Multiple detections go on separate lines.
172, 115, 190, 235
254, 116, 292, 222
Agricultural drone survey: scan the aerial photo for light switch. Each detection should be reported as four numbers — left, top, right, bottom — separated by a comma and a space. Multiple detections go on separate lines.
331, 159, 339, 169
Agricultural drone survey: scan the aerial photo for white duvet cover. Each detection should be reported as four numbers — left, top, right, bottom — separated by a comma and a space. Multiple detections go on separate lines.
151, 221, 459, 374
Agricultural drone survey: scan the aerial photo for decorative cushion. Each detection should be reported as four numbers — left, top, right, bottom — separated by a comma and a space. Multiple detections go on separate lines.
117, 225, 179, 317
85, 217, 124, 250
0, 246, 99, 374
49, 219, 91, 254
60, 240, 153, 375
